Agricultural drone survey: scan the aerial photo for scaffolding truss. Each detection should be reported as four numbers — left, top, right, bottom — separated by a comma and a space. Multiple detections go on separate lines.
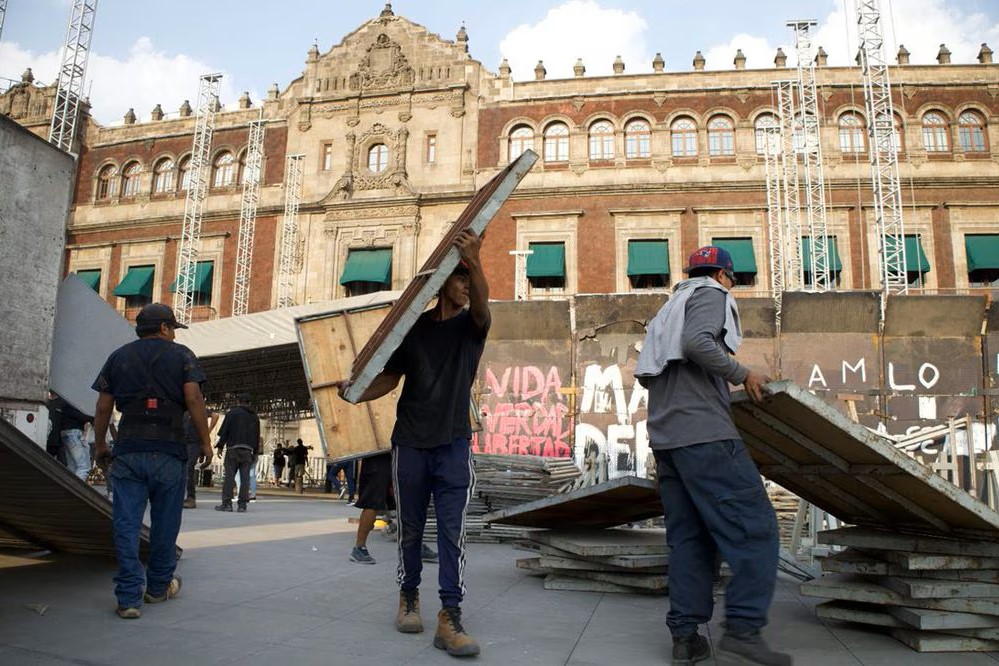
232, 115, 266, 316
856, 0, 908, 294
173, 73, 222, 325
775, 80, 804, 292
48, 0, 98, 154
762, 123, 785, 324
0, 0, 8, 48
276, 154, 304, 309
788, 19, 833, 292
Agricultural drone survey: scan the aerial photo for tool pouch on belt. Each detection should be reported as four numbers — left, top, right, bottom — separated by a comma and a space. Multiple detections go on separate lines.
116, 347, 186, 442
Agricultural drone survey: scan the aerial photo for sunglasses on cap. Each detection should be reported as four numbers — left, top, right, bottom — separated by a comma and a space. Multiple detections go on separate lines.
723, 269, 736, 283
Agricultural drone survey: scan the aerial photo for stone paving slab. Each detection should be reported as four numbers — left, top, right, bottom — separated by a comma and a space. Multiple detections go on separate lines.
0, 492, 997, 665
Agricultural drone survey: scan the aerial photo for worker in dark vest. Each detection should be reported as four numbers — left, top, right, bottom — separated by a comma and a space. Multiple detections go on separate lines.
92, 303, 213, 620
215, 393, 261, 512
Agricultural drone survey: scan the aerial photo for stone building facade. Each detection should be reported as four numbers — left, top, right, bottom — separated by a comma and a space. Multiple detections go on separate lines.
4, 4, 999, 322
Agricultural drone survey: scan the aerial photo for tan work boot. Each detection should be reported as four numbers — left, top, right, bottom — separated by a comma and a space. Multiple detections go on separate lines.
183, 497, 196, 509
396, 589, 423, 633
433, 606, 480, 657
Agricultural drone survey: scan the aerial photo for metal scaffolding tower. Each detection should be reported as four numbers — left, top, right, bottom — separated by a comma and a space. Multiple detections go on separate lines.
788, 19, 833, 292
232, 115, 266, 316
48, 0, 98, 153
0, 1, 9, 48
276, 154, 304, 309
762, 121, 785, 322
856, 0, 908, 294
775, 80, 805, 292
173, 73, 222, 325
509, 250, 533, 301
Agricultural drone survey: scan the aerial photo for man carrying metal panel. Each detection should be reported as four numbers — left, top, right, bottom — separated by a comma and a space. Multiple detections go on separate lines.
336, 228, 488, 658
635, 246, 791, 666
91, 303, 214, 619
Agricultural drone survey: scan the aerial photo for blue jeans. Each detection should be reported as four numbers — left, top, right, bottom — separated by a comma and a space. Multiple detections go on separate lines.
393, 438, 474, 608
654, 439, 779, 637
61, 429, 90, 481
110, 451, 186, 608
234, 457, 258, 497
329, 461, 356, 497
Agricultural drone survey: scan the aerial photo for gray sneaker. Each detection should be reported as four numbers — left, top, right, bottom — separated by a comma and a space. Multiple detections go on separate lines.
672, 632, 710, 665
421, 543, 439, 563
350, 545, 376, 564
718, 631, 792, 665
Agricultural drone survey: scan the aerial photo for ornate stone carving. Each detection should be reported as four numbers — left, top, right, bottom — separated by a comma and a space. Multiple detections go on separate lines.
398, 111, 412, 122
652, 92, 667, 107
571, 96, 585, 112
735, 89, 750, 104
326, 204, 419, 222
570, 163, 587, 176
0, 70, 47, 120
349, 33, 415, 92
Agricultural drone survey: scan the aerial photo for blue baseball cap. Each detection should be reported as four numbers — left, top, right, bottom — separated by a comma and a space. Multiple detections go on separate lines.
684, 245, 734, 274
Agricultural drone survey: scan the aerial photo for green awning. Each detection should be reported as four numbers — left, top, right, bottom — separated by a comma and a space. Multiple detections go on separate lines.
801, 237, 843, 271
339, 248, 392, 285
76, 270, 101, 291
169, 261, 214, 293
966, 235, 999, 272
712, 238, 757, 273
627, 240, 669, 276
526, 243, 565, 278
886, 235, 930, 273
112, 266, 154, 298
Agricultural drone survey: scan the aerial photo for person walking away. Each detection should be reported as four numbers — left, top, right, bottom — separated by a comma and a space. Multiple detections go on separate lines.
330, 459, 357, 502
291, 438, 310, 493
635, 246, 790, 666
91, 303, 213, 619
182, 408, 218, 508
51, 392, 94, 480
336, 228, 489, 658
272, 443, 286, 487
215, 393, 261, 513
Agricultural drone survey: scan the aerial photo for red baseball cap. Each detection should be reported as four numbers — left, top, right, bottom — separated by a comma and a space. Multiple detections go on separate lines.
684, 245, 734, 274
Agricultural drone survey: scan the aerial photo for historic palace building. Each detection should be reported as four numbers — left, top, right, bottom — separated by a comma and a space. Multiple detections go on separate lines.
5, 4, 999, 322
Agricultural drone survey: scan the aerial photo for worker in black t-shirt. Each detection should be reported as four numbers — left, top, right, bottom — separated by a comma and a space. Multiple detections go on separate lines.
291, 438, 310, 493
336, 228, 488, 657
214, 394, 262, 512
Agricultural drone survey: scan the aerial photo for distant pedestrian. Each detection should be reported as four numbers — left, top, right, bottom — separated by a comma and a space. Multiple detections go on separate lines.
183, 408, 218, 509
49, 391, 94, 480
272, 443, 287, 486
214, 393, 261, 513
636, 246, 790, 666
327, 459, 356, 501
291, 438, 310, 494
91, 303, 213, 619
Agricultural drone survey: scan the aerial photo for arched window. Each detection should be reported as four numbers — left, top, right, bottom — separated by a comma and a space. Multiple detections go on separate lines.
958, 110, 987, 153
543, 123, 569, 162
212, 151, 235, 187
368, 143, 389, 173
838, 113, 865, 154
625, 119, 651, 158
509, 126, 534, 162
152, 158, 174, 194
922, 112, 949, 152
588, 120, 614, 160
96, 165, 117, 200
754, 114, 778, 155
792, 113, 809, 153
707, 116, 735, 156
671, 117, 697, 157
178, 156, 191, 191
237, 151, 249, 185
120, 162, 142, 197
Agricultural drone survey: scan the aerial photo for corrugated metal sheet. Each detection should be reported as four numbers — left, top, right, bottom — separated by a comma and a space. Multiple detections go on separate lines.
0, 419, 155, 556
343, 150, 538, 403
733, 381, 999, 541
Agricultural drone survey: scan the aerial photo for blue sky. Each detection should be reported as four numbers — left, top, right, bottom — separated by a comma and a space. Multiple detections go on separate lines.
2, 0, 998, 124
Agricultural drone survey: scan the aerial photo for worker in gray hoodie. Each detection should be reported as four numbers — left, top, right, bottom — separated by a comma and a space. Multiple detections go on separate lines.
635, 245, 790, 666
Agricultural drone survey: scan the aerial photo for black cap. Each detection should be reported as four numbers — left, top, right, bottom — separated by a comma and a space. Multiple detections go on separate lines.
135, 303, 188, 330
238, 392, 252, 404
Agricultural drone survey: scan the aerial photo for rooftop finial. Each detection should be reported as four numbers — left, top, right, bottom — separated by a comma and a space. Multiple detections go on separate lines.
380, 3, 393, 17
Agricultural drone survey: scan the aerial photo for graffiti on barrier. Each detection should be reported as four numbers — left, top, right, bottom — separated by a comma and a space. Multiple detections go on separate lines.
802, 357, 941, 392
574, 363, 649, 478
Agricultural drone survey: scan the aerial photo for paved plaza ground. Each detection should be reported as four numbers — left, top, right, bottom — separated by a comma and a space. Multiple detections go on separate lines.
1, 491, 997, 665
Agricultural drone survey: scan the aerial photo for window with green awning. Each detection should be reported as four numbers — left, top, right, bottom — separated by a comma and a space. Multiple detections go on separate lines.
711, 238, 757, 273
801, 237, 843, 271
340, 248, 392, 296
113, 265, 154, 298
966, 234, 999, 286
627, 240, 669, 276
884, 234, 930, 273
169, 261, 214, 294
76, 269, 101, 292
526, 243, 566, 278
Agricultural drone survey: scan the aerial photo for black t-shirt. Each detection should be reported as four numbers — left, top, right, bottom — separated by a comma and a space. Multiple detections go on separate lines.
273, 448, 286, 466
292, 444, 309, 465
217, 406, 260, 451
92, 337, 206, 459
385, 308, 487, 448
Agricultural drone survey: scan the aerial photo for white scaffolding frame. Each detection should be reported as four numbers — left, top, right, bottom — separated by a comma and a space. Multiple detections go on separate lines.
789, 19, 833, 292
276, 154, 304, 309
232, 114, 266, 316
776, 80, 805, 292
48, 0, 98, 154
856, 0, 908, 294
762, 123, 785, 323
0, 0, 9, 47
173, 73, 222, 325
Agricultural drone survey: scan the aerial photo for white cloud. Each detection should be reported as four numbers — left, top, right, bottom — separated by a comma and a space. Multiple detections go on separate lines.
703, 0, 999, 70
499, 0, 652, 80
0, 37, 257, 125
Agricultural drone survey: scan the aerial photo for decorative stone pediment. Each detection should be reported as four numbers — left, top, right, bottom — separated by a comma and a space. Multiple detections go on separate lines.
349, 33, 415, 92
0, 72, 52, 121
